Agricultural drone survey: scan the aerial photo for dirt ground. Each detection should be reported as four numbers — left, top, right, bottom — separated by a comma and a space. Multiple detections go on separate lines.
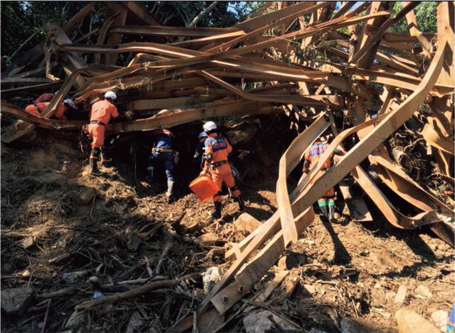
1, 117, 454, 333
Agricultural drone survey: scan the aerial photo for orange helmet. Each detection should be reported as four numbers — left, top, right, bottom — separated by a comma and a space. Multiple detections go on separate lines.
154, 129, 173, 137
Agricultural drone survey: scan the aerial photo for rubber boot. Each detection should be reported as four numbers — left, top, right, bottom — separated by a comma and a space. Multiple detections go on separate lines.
235, 195, 245, 211
146, 166, 154, 183
328, 201, 336, 222
318, 199, 329, 221
166, 180, 175, 199
89, 158, 101, 176
100, 146, 112, 163
211, 201, 222, 219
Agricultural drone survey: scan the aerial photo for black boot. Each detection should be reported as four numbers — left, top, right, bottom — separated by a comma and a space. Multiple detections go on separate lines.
146, 166, 154, 183
89, 158, 101, 175
328, 204, 335, 222
235, 195, 245, 211
319, 205, 329, 221
100, 146, 112, 163
211, 202, 222, 219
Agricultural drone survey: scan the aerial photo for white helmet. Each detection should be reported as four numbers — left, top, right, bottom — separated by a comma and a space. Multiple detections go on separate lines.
104, 91, 117, 100
63, 98, 75, 108
203, 121, 217, 133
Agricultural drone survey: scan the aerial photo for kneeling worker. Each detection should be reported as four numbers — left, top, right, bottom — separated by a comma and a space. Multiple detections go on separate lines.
200, 121, 245, 219
87, 91, 119, 175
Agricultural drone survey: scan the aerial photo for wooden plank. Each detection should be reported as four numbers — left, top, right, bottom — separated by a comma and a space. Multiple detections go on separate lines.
1, 82, 63, 97
104, 3, 127, 65
234, 2, 315, 32
0, 102, 85, 130
126, 95, 219, 111
44, 24, 87, 88
106, 101, 276, 134
110, 25, 241, 37
2, 2, 94, 78
94, 12, 118, 64
402, 2, 432, 58
276, 113, 332, 246
119, 1, 163, 27
211, 207, 314, 314
350, 2, 420, 66
198, 71, 342, 107
293, 31, 448, 226
256, 270, 289, 302
1, 77, 55, 86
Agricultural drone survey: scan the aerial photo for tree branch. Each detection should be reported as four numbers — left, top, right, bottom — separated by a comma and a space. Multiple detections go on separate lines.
188, 1, 219, 27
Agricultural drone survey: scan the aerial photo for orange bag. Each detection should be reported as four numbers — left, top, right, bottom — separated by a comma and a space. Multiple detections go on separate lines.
189, 175, 218, 202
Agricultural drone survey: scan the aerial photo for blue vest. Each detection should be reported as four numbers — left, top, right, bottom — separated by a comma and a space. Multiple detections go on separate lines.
155, 134, 173, 150
205, 136, 228, 152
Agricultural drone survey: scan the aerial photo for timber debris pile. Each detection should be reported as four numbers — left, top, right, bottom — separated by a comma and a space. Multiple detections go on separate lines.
1, 2, 454, 333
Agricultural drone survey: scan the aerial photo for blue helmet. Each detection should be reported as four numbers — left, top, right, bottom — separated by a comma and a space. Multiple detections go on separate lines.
198, 131, 208, 139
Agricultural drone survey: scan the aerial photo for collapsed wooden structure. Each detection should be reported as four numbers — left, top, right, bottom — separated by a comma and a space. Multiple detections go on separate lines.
1, 2, 454, 331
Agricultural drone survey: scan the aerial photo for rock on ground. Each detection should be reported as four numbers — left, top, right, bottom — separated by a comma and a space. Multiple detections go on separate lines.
234, 212, 262, 236
243, 310, 299, 333
341, 318, 397, 333
395, 309, 440, 333
431, 310, 448, 333
77, 187, 97, 205
1, 288, 34, 316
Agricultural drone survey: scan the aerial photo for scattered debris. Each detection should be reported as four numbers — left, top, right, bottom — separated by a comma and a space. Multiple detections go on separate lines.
1, 2, 454, 333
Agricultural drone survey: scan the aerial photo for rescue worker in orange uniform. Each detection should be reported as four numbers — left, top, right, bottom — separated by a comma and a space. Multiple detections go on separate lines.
303, 136, 345, 222
24, 98, 74, 121
34, 93, 55, 104
87, 91, 119, 175
200, 121, 245, 219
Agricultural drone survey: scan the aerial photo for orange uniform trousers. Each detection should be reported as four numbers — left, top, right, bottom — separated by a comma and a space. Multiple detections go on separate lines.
211, 164, 240, 202
87, 124, 105, 148
25, 104, 40, 117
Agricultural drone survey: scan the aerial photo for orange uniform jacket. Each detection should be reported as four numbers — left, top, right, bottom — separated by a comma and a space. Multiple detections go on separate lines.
87, 100, 118, 148
202, 133, 240, 201
35, 93, 54, 104
202, 134, 232, 172
90, 100, 118, 124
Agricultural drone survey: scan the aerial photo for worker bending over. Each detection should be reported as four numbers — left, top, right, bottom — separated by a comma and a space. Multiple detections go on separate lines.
147, 129, 178, 200
34, 92, 55, 104
87, 91, 118, 175
303, 136, 345, 222
24, 98, 74, 121
200, 121, 245, 219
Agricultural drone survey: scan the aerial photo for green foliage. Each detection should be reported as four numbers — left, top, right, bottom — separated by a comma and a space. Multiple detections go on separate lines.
1, 1, 256, 66
1, 1, 91, 65
388, 2, 438, 33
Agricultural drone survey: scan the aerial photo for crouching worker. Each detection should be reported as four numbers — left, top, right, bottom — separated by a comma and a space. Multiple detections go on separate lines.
87, 91, 119, 175
147, 129, 178, 200
200, 121, 245, 219
303, 136, 345, 222
24, 98, 75, 121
